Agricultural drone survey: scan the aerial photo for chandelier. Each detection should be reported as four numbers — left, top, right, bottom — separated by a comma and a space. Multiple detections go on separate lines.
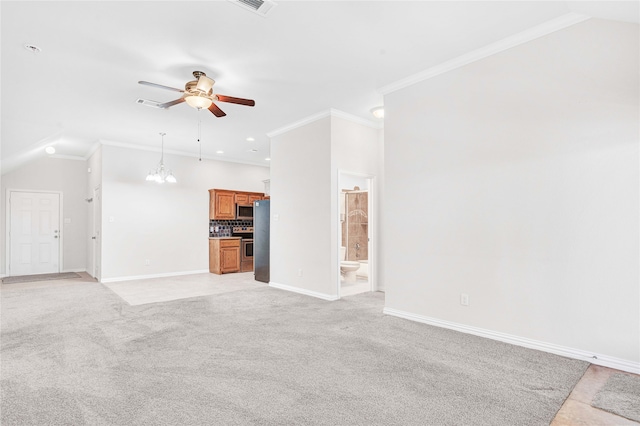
145, 132, 176, 183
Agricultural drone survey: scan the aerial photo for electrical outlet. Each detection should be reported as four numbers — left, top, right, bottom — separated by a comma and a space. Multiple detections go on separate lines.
297, 269, 303, 277
460, 293, 469, 306
145, 259, 150, 266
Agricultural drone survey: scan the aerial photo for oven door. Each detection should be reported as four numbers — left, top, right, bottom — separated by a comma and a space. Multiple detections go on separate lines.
241, 239, 254, 262
240, 239, 254, 272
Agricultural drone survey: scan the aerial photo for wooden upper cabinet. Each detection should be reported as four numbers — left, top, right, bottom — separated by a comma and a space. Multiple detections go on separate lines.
210, 190, 236, 220
209, 189, 265, 220
248, 194, 262, 204
235, 193, 249, 205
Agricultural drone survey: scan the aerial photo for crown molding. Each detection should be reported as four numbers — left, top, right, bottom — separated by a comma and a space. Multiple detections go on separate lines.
99, 139, 270, 168
378, 12, 590, 95
266, 110, 332, 138
84, 141, 102, 160
329, 109, 382, 130
49, 154, 87, 161
267, 108, 381, 139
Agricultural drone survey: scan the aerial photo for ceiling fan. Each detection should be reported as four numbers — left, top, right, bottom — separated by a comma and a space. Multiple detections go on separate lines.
138, 71, 255, 117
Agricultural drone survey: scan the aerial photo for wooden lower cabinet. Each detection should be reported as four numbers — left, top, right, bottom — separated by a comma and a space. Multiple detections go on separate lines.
209, 238, 241, 274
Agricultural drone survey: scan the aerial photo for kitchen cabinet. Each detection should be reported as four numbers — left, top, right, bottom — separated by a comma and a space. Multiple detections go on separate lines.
210, 190, 235, 220
248, 194, 262, 204
209, 238, 241, 274
209, 189, 266, 220
235, 193, 249, 204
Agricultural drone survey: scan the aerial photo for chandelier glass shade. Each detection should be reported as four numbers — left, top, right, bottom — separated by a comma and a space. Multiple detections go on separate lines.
146, 133, 176, 183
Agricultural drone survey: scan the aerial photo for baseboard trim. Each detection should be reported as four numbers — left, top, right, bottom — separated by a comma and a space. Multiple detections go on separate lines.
383, 307, 640, 375
61, 268, 86, 273
101, 270, 209, 283
269, 281, 339, 301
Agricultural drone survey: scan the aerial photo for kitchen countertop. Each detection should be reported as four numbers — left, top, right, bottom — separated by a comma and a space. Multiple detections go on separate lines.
208, 236, 242, 240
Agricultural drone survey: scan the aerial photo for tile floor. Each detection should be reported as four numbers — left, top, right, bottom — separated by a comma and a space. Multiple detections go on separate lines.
341, 277, 371, 297
104, 271, 263, 305
2, 272, 639, 425
551, 364, 639, 425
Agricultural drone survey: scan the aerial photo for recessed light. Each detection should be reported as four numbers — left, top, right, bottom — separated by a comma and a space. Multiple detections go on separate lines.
45, 146, 55, 154
370, 106, 384, 119
265, 157, 271, 161
246, 137, 255, 142
24, 44, 42, 53
216, 150, 224, 154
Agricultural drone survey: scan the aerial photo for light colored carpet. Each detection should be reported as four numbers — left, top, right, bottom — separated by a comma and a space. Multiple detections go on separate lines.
2, 272, 81, 284
593, 372, 640, 422
1, 281, 588, 425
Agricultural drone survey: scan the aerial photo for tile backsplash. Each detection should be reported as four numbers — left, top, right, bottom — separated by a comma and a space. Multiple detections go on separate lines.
209, 220, 253, 237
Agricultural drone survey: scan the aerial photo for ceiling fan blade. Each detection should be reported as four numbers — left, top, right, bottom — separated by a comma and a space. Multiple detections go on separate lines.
158, 98, 185, 108
208, 102, 226, 117
215, 95, 255, 107
138, 81, 184, 93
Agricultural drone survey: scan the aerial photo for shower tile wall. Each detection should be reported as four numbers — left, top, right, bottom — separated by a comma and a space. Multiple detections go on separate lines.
344, 192, 368, 261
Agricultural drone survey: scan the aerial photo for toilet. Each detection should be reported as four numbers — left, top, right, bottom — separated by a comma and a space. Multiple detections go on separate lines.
340, 247, 360, 284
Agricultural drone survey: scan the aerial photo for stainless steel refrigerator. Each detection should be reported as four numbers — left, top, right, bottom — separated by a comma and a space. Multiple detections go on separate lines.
254, 199, 270, 283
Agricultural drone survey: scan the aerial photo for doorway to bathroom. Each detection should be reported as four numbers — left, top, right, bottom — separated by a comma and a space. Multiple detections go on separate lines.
337, 171, 375, 298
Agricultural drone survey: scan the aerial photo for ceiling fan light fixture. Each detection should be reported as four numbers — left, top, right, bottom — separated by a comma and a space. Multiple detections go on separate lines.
185, 94, 213, 110
195, 75, 215, 94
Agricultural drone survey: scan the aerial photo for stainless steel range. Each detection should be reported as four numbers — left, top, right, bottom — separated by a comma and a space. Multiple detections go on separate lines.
232, 226, 253, 272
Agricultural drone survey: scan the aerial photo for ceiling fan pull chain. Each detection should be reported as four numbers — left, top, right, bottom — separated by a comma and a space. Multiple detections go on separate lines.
198, 117, 202, 162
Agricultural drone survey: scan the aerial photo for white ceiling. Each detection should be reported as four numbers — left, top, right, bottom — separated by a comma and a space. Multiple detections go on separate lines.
1, 1, 637, 171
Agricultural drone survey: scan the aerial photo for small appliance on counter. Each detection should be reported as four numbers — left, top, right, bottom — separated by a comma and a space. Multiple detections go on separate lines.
254, 199, 270, 283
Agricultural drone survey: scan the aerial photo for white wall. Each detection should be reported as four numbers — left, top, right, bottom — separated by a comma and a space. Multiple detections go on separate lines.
269, 112, 381, 299
100, 144, 269, 281
1, 156, 88, 274
270, 117, 333, 296
383, 19, 639, 369
331, 115, 381, 292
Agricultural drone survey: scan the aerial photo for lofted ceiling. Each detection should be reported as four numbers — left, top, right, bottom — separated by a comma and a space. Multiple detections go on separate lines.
1, 1, 637, 172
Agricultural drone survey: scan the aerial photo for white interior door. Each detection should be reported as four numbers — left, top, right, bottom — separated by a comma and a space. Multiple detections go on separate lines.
9, 191, 61, 276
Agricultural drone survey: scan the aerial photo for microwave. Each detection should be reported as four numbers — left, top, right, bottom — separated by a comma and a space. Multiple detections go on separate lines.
236, 204, 254, 220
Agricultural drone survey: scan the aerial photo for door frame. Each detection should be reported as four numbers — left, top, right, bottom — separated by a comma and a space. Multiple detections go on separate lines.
335, 170, 376, 299
91, 184, 101, 281
5, 189, 64, 277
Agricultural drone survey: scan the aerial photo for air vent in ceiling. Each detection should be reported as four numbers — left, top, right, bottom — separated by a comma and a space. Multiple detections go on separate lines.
136, 99, 163, 108
229, 0, 277, 16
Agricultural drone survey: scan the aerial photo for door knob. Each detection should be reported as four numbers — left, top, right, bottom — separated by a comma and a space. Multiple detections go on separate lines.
54, 236, 58, 239
92, 236, 96, 240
